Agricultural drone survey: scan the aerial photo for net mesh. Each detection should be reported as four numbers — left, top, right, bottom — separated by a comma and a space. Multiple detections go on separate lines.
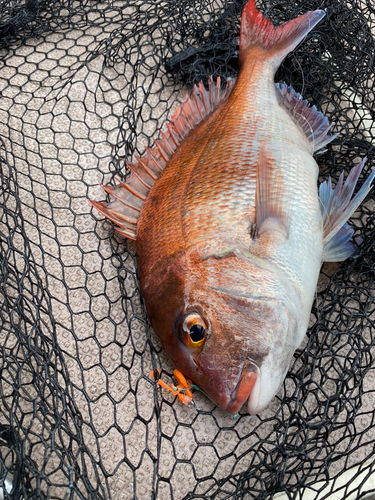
0, 0, 375, 499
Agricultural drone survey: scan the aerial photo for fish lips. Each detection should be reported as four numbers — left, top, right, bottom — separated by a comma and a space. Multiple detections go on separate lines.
224, 359, 260, 415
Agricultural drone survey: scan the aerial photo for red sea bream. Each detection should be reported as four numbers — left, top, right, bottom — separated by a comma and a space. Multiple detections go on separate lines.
90, 0, 375, 415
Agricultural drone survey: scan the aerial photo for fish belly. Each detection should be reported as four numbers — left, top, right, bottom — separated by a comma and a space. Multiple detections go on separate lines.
261, 134, 324, 340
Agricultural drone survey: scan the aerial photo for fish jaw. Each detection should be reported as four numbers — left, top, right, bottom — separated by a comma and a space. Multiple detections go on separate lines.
218, 306, 297, 416
246, 301, 299, 415
247, 360, 290, 415
179, 352, 261, 416
225, 360, 260, 415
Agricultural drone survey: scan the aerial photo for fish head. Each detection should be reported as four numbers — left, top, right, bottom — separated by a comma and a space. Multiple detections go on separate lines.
139, 248, 300, 415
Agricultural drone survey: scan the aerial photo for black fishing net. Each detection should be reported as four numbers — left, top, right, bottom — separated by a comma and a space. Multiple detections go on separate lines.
0, 0, 375, 498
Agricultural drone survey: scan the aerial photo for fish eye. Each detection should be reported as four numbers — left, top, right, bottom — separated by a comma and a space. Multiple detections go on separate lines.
189, 324, 205, 342
180, 312, 207, 348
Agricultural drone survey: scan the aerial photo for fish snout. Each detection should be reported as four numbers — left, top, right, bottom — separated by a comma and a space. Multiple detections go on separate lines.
225, 360, 260, 415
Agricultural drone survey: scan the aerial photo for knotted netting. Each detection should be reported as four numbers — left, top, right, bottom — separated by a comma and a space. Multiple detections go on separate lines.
0, 0, 375, 499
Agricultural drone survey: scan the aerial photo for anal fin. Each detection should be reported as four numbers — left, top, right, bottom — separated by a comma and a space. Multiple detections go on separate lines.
320, 158, 375, 262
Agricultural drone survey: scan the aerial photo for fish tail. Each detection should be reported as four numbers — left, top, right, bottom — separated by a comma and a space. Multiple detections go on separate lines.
239, 0, 325, 67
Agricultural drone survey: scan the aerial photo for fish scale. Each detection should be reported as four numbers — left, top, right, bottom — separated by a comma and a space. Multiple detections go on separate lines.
91, 0, 375, 415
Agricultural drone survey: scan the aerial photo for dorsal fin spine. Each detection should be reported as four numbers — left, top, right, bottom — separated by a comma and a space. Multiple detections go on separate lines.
160, 131, 175, 156
172, 116, 185, 138
192, 90, 205, 119
135, 156, 158, 181
166, 123, 180, 146
88, 200, 137, 240
154, 139, 170, 162
126, 162, 154, 190
100, 184, 141, 214
144, 146, 164, 172
116, 178, 147, 201
111, 211, 138, 226
200, 82, 210, 113
187, 102, 199, 126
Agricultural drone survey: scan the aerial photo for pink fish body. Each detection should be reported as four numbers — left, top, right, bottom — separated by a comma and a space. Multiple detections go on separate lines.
91, 0, 375, 415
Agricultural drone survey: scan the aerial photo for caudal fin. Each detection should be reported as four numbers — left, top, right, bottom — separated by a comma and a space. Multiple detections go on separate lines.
239, 0, 325, 67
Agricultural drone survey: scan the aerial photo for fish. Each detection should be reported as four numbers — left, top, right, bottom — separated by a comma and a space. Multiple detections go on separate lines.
90, 0, 375, 415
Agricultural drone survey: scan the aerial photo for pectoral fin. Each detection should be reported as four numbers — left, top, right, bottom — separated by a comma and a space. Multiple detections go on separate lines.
255, 143, 291, 240
320, 159, 375, 262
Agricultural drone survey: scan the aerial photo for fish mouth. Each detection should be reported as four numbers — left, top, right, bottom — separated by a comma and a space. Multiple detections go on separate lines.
225, 360, 260, 415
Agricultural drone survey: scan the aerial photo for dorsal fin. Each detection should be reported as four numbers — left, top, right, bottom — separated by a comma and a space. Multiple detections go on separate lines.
90, 76, 235, 240
275, 83, 338, 153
